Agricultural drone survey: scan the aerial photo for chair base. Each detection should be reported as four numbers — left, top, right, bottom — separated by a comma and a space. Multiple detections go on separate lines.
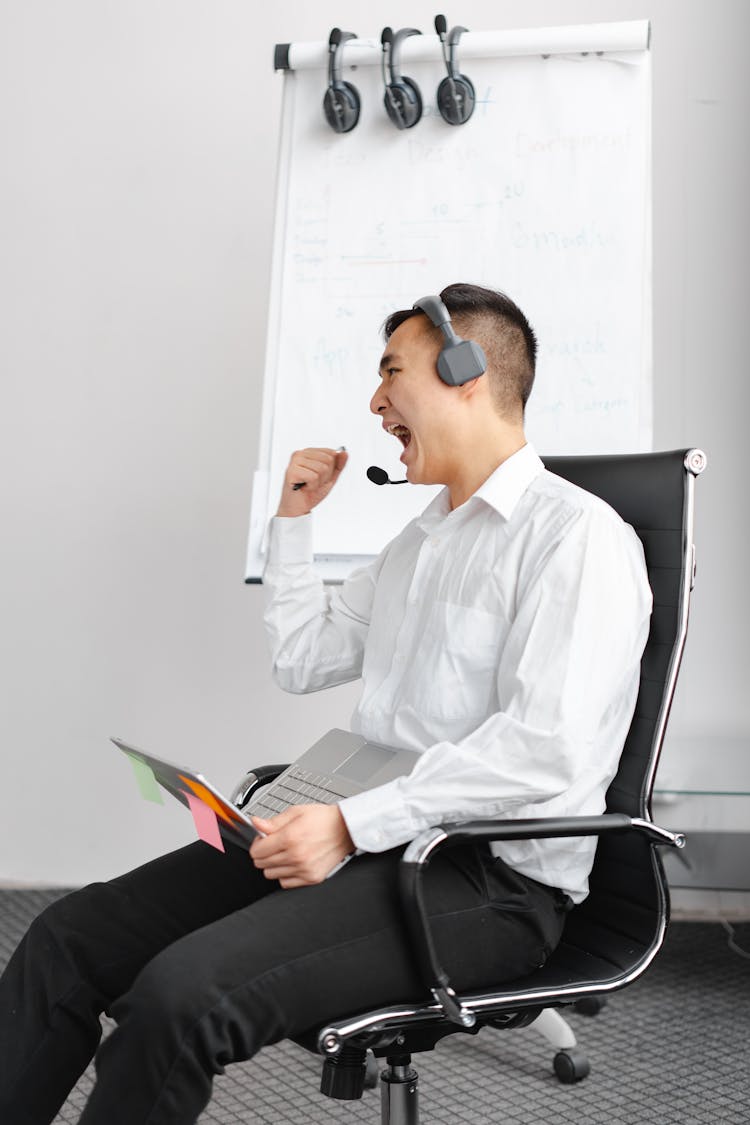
380, 1055, 419, 1125
317, 1005, 592, 1112
531, 1007, 577, 1050
530, 1007, 591, 1083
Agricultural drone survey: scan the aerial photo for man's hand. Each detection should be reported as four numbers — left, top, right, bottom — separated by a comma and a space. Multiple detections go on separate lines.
276, 447, 348, 518
249, 804, 355, 888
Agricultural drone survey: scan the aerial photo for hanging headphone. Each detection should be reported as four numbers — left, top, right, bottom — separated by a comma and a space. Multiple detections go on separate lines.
413, 295, 487, 386
381, 26, 423, 130
434, 15, 475, 126
323, 28, 361, 134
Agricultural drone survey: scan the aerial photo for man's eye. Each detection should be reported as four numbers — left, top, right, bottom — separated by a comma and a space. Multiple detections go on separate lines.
387, 367, 400, 378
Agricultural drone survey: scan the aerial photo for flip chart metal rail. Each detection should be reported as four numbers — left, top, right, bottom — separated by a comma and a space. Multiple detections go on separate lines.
247, 20, 651, 583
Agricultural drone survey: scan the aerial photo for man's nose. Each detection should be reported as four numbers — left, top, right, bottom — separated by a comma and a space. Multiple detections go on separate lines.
370, 383, 388, 415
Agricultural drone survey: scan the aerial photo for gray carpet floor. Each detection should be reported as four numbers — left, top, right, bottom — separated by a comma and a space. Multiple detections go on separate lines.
1, 889, 749, 1124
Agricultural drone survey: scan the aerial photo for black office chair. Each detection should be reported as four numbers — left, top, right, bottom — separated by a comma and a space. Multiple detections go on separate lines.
234, 448, 706, 1124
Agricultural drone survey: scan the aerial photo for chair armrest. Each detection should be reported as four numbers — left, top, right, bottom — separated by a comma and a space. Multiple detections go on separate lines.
398, 813, 686, 1028
230, 764, 290, 809
404, 813, 685, 859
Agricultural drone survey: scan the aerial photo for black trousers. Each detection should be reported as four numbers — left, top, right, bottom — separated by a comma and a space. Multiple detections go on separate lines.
0, 839, 569, 1125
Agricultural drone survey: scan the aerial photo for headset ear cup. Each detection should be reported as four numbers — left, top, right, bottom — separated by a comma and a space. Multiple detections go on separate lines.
383, 87, 401, 128
323, 81, 361, 133
384, 77, 423, 129
437, 73, 475, 125
399, 77, 423, 127
437, 339, 487, 385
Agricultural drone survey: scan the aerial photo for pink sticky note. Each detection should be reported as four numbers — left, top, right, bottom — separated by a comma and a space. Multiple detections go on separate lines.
181, 790, 225, 853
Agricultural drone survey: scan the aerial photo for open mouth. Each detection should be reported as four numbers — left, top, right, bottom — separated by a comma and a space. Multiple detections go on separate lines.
387, 423, 412, 449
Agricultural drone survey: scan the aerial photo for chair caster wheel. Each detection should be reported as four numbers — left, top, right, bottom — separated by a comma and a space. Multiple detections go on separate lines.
554, 1048, 590, 1083
364, 1051, 379, 1089
573, 996, 607, 1017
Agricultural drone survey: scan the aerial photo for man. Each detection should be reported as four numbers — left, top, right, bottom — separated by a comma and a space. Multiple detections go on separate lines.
0, 283, 651, 1125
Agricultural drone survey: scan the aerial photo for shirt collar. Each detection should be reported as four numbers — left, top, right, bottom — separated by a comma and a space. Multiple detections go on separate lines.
415, 442, 544, 532
473, 442, 544, 520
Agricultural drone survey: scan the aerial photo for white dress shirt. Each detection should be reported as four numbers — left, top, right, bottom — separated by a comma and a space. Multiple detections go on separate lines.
263, 443, 652, 902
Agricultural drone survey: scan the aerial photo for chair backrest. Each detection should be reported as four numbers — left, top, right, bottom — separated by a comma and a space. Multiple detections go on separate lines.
541, 449, 705, 985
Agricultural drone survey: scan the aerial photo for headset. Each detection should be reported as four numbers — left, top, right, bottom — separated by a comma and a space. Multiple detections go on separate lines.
381, 26, 423, 130
434, 15, 475, 126
322, 28, 361, 134
413, 294, 487, 385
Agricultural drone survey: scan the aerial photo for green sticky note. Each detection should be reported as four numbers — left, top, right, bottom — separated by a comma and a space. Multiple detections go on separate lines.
127, 755, 164, 805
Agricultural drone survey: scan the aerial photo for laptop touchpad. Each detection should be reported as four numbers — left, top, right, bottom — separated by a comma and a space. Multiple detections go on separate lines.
335, 744, 396, 783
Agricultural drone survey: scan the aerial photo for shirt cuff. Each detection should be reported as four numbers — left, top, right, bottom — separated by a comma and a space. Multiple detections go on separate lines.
338, 779, 417, 854
265, 514, 314, 568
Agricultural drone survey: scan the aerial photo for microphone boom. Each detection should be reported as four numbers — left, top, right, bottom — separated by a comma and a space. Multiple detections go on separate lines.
367, 465, 408, 485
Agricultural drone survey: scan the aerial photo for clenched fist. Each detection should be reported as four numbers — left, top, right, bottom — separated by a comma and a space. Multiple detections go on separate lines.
276, 447, 349, 518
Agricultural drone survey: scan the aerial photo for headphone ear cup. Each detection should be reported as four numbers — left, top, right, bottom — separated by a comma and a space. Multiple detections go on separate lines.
323, 81, 361, 133
399, 76, 423, 128
437, 73, 475, 125
437, 339, 487, 385
384, 77, 423, 129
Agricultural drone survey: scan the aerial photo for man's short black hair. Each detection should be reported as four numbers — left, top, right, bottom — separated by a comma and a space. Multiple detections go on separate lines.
383, 283, 538, 418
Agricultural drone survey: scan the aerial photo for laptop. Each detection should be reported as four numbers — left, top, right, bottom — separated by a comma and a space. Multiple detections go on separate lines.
112, 729, 421, 850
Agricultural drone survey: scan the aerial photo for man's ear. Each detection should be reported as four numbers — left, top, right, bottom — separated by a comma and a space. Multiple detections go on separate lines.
457, 371, 485, 400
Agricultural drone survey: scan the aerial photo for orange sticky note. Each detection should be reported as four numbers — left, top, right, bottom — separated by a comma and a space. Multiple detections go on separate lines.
181, 790, 225, 853
177, 774, 242, 826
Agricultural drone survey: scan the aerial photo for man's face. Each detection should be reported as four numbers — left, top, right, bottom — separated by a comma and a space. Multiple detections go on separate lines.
370, 315, 461, 487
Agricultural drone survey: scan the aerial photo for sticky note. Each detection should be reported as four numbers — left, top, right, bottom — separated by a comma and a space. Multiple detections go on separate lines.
127, 755, 164, 804
177, 774, 241, 827
181, 791, 225, 853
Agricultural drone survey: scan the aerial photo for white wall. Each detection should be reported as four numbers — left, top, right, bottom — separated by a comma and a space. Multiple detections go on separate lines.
1, 0, 748, 885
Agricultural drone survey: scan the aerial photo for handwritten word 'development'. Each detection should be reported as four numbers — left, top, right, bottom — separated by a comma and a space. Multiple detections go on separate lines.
512, 221, 615, 253
515, 130, 633, 158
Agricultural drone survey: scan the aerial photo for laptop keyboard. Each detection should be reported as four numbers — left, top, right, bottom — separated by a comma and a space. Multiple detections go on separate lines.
248, 765, 349, 816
